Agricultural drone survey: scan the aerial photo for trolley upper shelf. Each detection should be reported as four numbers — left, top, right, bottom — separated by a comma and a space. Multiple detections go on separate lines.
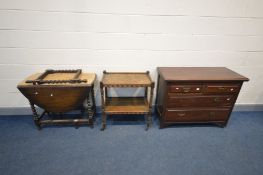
101, 71, 154, 87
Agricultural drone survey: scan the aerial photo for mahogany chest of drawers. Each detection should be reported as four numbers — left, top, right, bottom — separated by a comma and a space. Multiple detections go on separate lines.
156, 67, 249, 128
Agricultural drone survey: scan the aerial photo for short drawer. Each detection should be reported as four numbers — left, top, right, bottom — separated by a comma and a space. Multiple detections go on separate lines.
168, 85, 203, 93
165, 109, 231, 122
167, 95, 236, 108
204, 84, 240, 94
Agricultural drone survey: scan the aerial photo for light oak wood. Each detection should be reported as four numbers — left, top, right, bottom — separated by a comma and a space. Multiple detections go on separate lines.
105, 97, 149, 114
101, 71, 153, 87
100, 71, 154, 130
18, 73, 96, 87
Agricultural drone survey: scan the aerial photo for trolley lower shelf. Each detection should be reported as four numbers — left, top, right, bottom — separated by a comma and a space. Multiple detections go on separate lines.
105, 97, 149, 114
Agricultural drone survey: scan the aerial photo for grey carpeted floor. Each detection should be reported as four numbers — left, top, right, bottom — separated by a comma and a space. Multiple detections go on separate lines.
0, 112, 262, 175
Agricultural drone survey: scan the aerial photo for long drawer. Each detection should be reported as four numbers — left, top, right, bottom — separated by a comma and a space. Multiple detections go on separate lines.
165, 109, 231, 122
167, 95, 236, 108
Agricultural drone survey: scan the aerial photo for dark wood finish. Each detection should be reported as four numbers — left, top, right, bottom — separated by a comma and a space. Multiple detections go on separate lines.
19, 87, 89, 113
204, 84, 240, 94
167, 95, 235, 108
169, 84, 203, 93
156, 67, 249, 128
165, 109, 231, 122
17, 69, 96, 129
100, 71, 154, 130
158, 67, 249, 82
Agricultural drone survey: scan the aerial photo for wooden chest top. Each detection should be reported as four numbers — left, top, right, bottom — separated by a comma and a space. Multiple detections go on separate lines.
158, 67, 249, 82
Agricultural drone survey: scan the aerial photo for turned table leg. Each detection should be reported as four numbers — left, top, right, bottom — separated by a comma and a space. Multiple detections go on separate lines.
29, 102, 41, 130
100, 82, 107, 131
145, 113, 150, 131
91, 84, 96, 115
87, 96, 94, 128
101, 112, 107, 131
145, 83, 154, 130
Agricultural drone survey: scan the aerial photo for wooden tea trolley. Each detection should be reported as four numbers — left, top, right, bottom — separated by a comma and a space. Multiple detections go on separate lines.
100, 71, 155, 131
17, 69, 96, 129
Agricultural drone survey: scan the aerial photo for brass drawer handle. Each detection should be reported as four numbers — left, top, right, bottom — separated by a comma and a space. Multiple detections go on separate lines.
183, 87, 191, 92
218, 87, 226, 90
177, 113, 186, 117
214, 97, 221, 102
210, 112, 216, 116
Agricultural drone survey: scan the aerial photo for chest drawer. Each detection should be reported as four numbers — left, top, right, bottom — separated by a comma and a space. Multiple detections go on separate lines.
167, 95, 235, 108
168, 84, 202, 93
165, 109, 231, 122
204, 84, 240, 94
